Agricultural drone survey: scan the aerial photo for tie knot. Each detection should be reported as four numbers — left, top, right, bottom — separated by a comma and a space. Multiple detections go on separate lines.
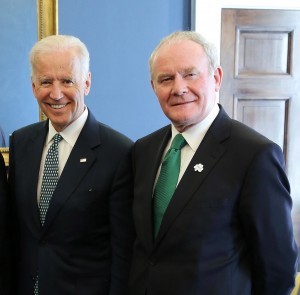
171, 133, 186, 150
52, 133, 63, 145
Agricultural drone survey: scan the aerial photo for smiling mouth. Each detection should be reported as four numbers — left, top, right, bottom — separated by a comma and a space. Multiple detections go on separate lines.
50, 104, 66, 109
173, 101, 195, 106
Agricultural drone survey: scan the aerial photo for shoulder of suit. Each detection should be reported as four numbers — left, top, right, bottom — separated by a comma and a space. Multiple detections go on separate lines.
135, 125, 170, 144
231, 118, 273, 145
12, 120, 47, 137
93, 120, 133, 148
214, 106, 274, 146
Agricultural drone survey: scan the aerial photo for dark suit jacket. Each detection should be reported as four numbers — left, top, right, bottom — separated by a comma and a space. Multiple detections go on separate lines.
129, 105, 298, 295
8, 111, 135, 295
0, 154, 8, 295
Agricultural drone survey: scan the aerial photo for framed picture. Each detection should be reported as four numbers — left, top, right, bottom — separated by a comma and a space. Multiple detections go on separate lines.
0, 0, 58, 167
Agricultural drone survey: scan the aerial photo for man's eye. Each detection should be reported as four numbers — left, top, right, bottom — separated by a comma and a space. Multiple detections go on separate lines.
159, 77, 171, 83
64, 80, 74, 85
186, 73, 196, 78
41, 81, 51, 86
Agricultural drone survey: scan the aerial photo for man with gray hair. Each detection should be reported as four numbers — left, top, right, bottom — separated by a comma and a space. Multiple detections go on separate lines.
9, 35, 135, 295
129, 31, 298, 294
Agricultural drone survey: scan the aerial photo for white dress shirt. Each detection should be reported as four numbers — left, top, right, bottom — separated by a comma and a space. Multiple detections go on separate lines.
37, 107, 88, 203
154, 104, 220, 188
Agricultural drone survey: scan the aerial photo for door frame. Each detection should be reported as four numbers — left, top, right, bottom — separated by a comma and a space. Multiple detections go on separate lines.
192, 0, 300, 59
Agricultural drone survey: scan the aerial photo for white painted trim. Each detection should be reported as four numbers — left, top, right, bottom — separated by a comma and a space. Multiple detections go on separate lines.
194, 0, 300, 57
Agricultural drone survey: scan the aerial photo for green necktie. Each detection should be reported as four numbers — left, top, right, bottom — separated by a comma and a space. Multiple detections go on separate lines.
153, 133, 187, 238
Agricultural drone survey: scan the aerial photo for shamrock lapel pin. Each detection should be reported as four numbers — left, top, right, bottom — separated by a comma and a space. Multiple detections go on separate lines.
194, 163, 204, 173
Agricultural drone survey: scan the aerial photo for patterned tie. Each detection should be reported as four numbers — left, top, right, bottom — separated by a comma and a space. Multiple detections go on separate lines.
153, 133, 187, 238
33, 275, 39, 295
39, 133, 62, 225
34, 133, 62, 294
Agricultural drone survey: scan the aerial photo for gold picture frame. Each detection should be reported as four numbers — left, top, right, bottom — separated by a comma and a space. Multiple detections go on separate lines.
0, 148, 9, 167
0, 0, 58, 166
38, 0, 58, 121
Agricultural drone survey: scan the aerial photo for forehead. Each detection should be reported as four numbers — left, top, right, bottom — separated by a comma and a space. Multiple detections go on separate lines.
152, 40, 207, 72
35, 50, 80, 73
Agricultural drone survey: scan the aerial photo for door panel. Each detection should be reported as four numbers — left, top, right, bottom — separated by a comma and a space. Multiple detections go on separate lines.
235, 97, 287, 150
237, 30, 290, 76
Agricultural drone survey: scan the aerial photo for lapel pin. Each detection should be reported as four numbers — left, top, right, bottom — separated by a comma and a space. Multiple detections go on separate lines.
194, 163, 204, 173
80, 158, 87, 163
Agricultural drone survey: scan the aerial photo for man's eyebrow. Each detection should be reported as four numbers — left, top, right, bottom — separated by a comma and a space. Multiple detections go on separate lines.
182, 67, 199, 74
38, 76, 51, 80
156, 73, 173, 80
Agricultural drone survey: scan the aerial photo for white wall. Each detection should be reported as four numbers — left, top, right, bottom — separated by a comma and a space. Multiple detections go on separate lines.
194, 0, 300, 56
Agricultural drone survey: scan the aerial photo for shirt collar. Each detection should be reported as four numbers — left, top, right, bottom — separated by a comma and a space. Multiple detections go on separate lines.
171, 104, 219, 152
47, 107, 89, 147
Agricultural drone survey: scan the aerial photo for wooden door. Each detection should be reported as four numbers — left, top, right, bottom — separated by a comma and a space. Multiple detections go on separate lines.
220, 9, 300, 248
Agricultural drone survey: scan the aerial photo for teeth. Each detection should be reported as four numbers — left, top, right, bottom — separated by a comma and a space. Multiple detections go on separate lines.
51, 104, 66, 109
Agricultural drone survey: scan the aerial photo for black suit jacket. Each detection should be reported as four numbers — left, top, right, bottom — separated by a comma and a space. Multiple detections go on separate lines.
129, 105, 298, 295
0, 154, 8, 295
8, 111, 135, 295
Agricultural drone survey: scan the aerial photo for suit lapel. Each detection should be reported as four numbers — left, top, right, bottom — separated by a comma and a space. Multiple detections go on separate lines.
24, 122, 48, 229
136, 127, 171, 252
154, 106, 232, 245
41, 112, 100, 234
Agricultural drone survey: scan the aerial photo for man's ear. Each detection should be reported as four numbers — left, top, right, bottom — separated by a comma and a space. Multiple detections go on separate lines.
31, 79, 37, 97
214, 66, 223, 92
151, 80, 155, 91
84, 72, 92, 96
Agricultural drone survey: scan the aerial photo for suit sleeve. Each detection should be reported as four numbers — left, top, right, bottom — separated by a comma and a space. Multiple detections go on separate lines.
109, 149, 135, 295
239, 142, 298, 294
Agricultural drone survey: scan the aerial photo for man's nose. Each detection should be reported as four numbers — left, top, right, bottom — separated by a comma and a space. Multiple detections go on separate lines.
49, 82, 64, 100
172, 76, 188, 96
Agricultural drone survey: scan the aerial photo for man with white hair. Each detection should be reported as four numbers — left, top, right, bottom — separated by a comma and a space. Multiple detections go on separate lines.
129, 31, 298, 295
9, 35, 135, 295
